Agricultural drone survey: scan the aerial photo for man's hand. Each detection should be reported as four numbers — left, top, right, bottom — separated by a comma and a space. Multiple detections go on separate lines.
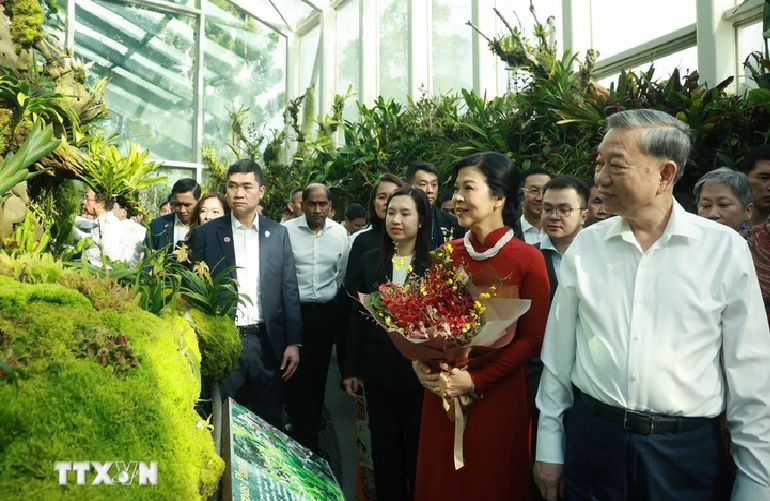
534, 461, 565, 501
412, 360, 440, 393
343, 377, 359, 397
281, 345, 300, 381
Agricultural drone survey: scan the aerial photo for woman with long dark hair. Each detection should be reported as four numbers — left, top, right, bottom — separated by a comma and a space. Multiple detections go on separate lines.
344, 187, 432, 501
338, 174, 405, 378
412, 152, 551, 500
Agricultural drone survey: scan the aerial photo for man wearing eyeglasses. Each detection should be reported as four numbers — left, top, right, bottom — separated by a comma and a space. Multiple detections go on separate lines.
535, 176, 590, 300
518, 167, 551, 245
527, 176, 590, 501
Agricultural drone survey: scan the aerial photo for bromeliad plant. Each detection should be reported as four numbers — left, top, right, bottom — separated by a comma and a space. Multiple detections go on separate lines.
178, 256, 252, 317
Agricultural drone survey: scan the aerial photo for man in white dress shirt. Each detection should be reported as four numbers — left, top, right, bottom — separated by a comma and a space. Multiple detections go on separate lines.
534, 109, 770, 501
282, 183, 350, 453
518, 167, 551, 245
190, 160, 302, 428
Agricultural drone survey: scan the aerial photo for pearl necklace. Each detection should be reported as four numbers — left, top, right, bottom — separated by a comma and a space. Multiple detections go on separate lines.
463, 228, 514, 261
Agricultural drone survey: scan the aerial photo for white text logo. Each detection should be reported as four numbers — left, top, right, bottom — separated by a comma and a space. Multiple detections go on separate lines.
54, 461, 158, 486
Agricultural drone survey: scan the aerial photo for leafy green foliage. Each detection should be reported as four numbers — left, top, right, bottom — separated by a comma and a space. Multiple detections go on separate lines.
0, 118, 60, 197
77, 136, 166, 212
179, 259, 251, 317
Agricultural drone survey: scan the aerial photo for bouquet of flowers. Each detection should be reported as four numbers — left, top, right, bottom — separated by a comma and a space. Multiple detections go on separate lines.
359, 243, 530, 469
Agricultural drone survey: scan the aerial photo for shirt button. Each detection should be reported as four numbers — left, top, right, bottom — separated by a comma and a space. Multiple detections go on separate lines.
635, 336, 641, 340
632, 374, 640, 382
638, 299, 644, 304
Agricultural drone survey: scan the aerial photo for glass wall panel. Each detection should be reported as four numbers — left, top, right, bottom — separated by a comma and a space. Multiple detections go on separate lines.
301, 24, 321, 120
590, 0, 696, 60
633, 45, 698, 80
203, 0, 286, 161
337, 0, 361, 121
595, 46, 698, 89
737, 22, 765, 91
379, 0, 408, 102
432, 0, 472, 95
275, 0, 316, 26
73, 0, 197, 162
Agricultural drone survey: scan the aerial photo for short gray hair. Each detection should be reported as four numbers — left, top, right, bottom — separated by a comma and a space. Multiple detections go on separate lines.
693, 167, 753, 209
605, 109, 692, 183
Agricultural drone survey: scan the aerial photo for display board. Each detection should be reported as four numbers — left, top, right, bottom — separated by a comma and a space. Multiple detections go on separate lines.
222, 398, 345, 501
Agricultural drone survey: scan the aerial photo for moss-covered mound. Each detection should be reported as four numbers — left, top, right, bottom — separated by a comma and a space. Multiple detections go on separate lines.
187, 308, 240, 382
0, 275, 224, 500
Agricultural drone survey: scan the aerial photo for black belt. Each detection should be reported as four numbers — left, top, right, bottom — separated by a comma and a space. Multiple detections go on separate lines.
300, 300, 336, 310
238, 323, 266, 337
577, 388, 714, 435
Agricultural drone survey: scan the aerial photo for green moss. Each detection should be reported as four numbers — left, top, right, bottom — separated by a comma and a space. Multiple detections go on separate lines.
5, 0, 44, 51
0, 107, 12, 155
187, 308, 240, 382
0, 277, 90, 315
0, 277, 224, 499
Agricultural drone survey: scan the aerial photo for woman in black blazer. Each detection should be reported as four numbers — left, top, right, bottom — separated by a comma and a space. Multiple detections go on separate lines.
344, 186, 433, 501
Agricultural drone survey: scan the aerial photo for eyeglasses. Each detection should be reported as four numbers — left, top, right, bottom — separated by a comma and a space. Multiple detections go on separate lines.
521, 188, 544, 197
542, 207, 586, 217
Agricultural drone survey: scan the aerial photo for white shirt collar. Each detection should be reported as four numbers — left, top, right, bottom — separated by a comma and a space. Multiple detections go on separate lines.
231, 211, 260, 231
174, 213, 188, 228
296, 215, 331, 232
520, 214, 542, 233
604, 201, 701, 245
539, 234, 559, 253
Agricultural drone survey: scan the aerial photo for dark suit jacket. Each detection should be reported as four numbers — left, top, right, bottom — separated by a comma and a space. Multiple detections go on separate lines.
189, 213, 302, 360
433, 207, 466, 248
534, 242, 559, 302
345, 248, 423, 391
147, 213, 176, 251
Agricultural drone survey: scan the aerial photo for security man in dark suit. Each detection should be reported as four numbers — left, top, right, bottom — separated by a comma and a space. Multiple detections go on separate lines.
190, 159, 302, 427
147, 178, 201, 252
405, 162, 465, 247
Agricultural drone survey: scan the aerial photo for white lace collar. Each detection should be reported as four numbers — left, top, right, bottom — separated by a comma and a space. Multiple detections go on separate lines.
463, 228, 515, 261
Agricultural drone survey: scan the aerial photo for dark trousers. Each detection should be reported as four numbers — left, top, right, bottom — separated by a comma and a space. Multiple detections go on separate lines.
285, 301, 338, 453
366, 382, 423, 501
564, 392, 729, 501
528, 358, 544, 501
220, 330, 283, 429
336, 287, 351, 377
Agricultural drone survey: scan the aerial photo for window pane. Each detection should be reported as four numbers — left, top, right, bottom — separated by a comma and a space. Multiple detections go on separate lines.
273, 0, 315, 26
301, 24, 320, 119
379, 0, 408, 102
74, 0, 197, 162
432, 0, 472, 95
591, 0, 696, 60
737, 22, 765, 92
203, 0, 286, 162
633, 45, 698, 81
596, 46, 698, 89
337, 0, 360, 121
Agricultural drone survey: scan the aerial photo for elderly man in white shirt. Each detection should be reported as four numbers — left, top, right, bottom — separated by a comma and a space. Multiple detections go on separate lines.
282, 183, 350, 453
534, 109, 770, 501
